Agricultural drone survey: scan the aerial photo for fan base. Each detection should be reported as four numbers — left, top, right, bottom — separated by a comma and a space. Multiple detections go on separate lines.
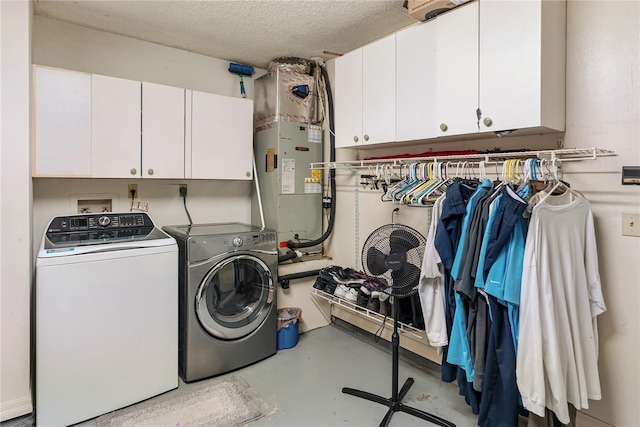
342, 378, 456, 427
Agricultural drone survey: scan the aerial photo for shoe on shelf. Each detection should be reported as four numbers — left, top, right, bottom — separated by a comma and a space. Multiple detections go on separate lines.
324, 279, 338, 295
345, 288, 359, 304
366, 296, 381, 313
334, 284, 350, 299
356, 287, 371, 307
371, 288, 390, 302
313, 276, 329, 292
321, 265, 349, 285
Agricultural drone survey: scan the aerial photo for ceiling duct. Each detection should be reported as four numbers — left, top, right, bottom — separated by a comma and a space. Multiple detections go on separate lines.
268, 57, 314, 75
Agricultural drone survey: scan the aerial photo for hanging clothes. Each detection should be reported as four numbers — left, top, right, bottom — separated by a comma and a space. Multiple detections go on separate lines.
433, 179, 481, 414
446, 179, 492, 383
477, 185, 529, 427
517, 190, 606, 424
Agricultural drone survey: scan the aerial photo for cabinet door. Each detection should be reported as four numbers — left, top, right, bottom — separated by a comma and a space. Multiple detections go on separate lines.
189, 91, 253, 180
334, 48, 363, 148
33, 66, 91, 177
362, 34, 396, 145
479, 0, 565, 133
396, 22, 438, 142
436, 1, 479, 137
92, 75, 141, 178
142, 82, 185, 179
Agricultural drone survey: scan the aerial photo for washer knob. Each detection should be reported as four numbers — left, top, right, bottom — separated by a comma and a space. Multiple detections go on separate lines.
98, 216, 111, 227
232, 237, 243, 247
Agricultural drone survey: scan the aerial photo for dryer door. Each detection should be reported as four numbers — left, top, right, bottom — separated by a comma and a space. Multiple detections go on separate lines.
195, 254, 274, 340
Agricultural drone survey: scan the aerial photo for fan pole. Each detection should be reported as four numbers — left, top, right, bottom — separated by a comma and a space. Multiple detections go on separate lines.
391, 296, 400, 403
341, 295, 456, 427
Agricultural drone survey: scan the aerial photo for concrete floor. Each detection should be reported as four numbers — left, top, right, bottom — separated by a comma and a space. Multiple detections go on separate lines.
240, 323, 480, 427
3, 324, 506, 427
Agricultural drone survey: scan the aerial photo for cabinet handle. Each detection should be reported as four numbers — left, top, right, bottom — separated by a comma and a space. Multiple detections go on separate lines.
130, 168, 137, 175
353, 136, 359, 142
246, 171, 251, 177
364, 134, 369, 141
147, 168, 154, 176
440, 123, 448, 132
483, 117, 493, 127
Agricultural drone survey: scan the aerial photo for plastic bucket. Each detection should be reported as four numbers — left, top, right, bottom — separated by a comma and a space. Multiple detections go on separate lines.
277, 307, 302, 350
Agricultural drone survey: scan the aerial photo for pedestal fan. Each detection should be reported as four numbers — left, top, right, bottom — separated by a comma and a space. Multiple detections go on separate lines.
342, 223, 456, 427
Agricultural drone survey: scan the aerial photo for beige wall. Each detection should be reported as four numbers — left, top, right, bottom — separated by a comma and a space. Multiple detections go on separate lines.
0, 0, 33, 421
325, 2, 640, 426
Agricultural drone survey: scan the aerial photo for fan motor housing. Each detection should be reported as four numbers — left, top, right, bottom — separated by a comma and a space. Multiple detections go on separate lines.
386, 253, 405, 270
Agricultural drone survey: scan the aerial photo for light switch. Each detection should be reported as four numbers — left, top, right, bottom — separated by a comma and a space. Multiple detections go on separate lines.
622, 213, 640, 237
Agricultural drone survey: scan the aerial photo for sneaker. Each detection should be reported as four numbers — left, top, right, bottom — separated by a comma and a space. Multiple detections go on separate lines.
321, 265, 349, 284
366, 297, 381, 313
313, 276, 329, 291
324, 279, 338, 295
371, 289, 390, 302
345, 288, 359, 304
356, 287, 371, 307
334, 284, 349, 299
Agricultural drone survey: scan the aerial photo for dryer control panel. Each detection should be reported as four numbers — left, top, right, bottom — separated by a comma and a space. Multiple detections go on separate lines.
224, 232, 277, 249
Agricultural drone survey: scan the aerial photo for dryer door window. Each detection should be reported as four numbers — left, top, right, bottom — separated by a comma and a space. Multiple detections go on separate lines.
195, 254, 274, 340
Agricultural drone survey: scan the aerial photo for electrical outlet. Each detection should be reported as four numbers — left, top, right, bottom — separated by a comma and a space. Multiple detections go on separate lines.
622, 213, 640, 237
128, 184, 138, 198
179, 185, 187, 197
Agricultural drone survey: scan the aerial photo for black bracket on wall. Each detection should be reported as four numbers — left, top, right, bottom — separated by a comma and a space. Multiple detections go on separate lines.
278, 269, 320, 289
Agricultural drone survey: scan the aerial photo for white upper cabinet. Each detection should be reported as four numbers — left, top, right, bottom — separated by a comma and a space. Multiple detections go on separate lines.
34, 67, 254, 180
335, 48, 363, 148
396, 22, 438, 142
478, 0, 566, 134
436, 1, 479, 137
336, 0, 566, 147
33, 66, 92, 177
335, 34, 396, 148
91, 74, 142, 178
141, 82, 185, 179
188, 90, 254, 180
362, 34, 396, 145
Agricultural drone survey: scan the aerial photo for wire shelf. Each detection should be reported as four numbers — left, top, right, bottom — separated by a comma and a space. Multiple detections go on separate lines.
310, 288, 425, 340
311, 148, 616, 170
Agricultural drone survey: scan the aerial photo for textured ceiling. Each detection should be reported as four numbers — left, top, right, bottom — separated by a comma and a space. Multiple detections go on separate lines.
33, 0, 418, 69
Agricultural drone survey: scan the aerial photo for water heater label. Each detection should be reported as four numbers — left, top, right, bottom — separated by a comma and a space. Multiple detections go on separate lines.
282, 158, 295, 194
305, 177, 322, 194
308, 125, 322, 143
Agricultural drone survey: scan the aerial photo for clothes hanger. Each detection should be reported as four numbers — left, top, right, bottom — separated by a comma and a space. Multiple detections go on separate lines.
391, 163, 422, 203
414, 161, 447, 204
403, 162, 438, 204
382, 164, 409, 202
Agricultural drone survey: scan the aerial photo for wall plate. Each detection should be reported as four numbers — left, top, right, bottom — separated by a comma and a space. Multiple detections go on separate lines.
622, 212, 640, 237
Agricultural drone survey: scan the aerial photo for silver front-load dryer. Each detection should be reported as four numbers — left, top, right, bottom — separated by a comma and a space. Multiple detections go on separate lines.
162, 223, 277, 382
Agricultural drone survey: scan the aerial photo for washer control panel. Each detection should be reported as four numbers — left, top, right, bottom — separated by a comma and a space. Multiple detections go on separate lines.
47, 213, 150, 233
45, 213, 158, 247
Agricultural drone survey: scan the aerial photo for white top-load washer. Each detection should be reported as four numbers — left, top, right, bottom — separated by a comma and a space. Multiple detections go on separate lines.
35, 212, 178, 427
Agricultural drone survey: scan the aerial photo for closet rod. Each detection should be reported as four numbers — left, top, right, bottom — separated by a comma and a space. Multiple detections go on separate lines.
311, 148, 615, 170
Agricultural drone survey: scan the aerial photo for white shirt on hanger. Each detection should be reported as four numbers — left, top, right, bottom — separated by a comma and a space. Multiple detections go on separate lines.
517, 191, 606, 424
418, 193, 448, 347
